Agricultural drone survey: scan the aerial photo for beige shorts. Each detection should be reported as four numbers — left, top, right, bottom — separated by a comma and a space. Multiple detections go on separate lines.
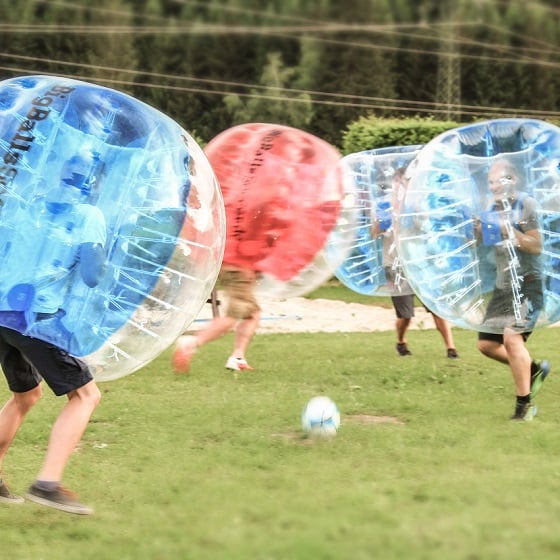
219, 267, 261, 320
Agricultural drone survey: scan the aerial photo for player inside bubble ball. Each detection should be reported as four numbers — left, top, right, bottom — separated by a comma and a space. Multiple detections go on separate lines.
371, 166, 459, 358
0, 153, 106, 322
474, 158, 550, 421
0, 152, 106, 514
172, 265, 261, 373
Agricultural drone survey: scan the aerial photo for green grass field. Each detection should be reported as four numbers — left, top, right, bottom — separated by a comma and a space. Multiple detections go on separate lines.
2, 285, 560, 559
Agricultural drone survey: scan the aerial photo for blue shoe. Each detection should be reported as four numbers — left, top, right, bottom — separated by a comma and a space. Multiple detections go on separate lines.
530, 360, 550, 398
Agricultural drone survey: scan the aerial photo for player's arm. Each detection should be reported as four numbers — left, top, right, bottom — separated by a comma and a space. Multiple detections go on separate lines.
512, 227, 541, 256
78, 242, 106, 287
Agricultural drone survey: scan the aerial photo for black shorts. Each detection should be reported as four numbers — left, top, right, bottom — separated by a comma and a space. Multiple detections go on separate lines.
391, 294, 415, 319
483, 279, 543, 332
0, 327, 93, 396
478, 331, 532, 344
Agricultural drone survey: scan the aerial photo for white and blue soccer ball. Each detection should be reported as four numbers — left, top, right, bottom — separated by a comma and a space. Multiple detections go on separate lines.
301, 396, 341, 438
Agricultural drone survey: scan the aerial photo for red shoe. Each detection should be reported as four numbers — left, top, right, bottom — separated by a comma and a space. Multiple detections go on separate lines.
172, 336, 197, 373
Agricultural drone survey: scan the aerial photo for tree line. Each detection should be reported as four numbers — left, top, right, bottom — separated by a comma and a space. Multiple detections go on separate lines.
0, 0, 558, 150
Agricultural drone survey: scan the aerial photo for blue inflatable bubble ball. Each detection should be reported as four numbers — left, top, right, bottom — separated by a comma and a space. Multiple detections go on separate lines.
396, 118, 560, 333
333, 145, 422, 296
0, 75, 225, 380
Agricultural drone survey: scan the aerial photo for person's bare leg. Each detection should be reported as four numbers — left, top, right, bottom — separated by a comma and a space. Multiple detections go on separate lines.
0, 385, 42, 471
431, 314, 457, 352
396, 317, 411, 344
477, 338, 509, 364
195, 316, 237, 347
232, 311, 261, 360
503, 330, 532, 397
36, 381, 101, 482
173, 316, 237, 373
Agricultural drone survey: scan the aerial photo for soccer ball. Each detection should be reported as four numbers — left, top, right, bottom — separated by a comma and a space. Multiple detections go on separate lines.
301, 396, 340, 438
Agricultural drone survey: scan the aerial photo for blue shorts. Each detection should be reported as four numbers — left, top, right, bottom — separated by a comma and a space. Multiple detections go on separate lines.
0, 327, 93, 396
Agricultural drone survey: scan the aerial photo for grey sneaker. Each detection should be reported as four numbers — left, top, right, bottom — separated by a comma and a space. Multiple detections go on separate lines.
511, 401, 537, 422
25, 483, 93, 515
530, 360, 550, 398
0, 480, 24, 504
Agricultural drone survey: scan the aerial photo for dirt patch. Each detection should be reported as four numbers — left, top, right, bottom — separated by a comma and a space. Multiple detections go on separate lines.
194, 294, 438, 334
344, 413, 405, 425
271, 431, 324, 443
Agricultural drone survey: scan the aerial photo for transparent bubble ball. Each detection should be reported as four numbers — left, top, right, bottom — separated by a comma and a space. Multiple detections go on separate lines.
334, 145, 422, 296
0, 75, 225, 380
396, 118, 560, 333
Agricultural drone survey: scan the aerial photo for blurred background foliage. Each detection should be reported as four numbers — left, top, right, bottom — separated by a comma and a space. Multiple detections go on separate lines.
0, 0, 558, 150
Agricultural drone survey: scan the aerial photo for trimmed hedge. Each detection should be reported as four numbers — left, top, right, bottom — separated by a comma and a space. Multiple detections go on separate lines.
341, 115, 462, 155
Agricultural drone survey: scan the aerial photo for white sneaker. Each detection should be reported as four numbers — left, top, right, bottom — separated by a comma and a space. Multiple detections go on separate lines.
172, 336, 197, 373
225, 356, 254, 371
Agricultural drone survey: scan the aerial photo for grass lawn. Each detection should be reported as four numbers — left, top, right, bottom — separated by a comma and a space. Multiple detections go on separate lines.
1, 282, 560, 559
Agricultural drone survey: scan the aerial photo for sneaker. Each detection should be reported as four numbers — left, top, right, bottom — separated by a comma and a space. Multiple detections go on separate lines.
511, 401, 537, 422
0, 480, 24, 504
172, 335, 197, 373
530, 360, 550, 398
25, 483, 93, 515
396, 342, 412, 356
225, 356, 254, 371
447, 348, 459, 359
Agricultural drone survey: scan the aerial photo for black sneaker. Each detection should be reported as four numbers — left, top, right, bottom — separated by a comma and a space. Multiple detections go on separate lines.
0, 480, 24, 504
25, 483, 93, 515
447, 348, 459, 359
396, 342, 412, 356
530, 360, 550, 398
511, 401, 537, 422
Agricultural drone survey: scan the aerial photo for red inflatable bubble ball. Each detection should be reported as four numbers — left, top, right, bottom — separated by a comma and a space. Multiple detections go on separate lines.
205, 123, 347, 297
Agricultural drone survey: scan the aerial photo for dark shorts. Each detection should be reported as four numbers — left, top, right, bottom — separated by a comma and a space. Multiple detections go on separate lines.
482, 279, 543, 333
391, 294, 415, 319
478, 330, 531, 343
0, 327, 93, 396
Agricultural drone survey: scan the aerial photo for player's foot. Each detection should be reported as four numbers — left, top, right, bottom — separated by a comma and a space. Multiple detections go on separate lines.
447, 348, 459, 359
225, 356, 254, 371
25, 483, 93, 515
396, 342, 412, 356
172, 335, 197, 373
530, 360, 550, 398
0, 480, 24, 504
511, 401, 537, 422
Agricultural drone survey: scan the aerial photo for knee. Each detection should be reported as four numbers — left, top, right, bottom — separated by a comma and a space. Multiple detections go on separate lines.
72, 381, 102, 410
477, 339, 491, 357
503, 336, 524, 356
14, 384, 42, 413
88, 384, 102, 409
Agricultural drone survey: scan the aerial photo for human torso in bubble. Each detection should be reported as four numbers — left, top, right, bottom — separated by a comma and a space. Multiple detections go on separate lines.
0, 152, 106, 335
476, 158, 543, 330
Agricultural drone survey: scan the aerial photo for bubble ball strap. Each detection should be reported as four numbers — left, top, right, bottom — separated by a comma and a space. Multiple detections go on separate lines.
501, 197, 523, 324
392, 254, 406, 293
